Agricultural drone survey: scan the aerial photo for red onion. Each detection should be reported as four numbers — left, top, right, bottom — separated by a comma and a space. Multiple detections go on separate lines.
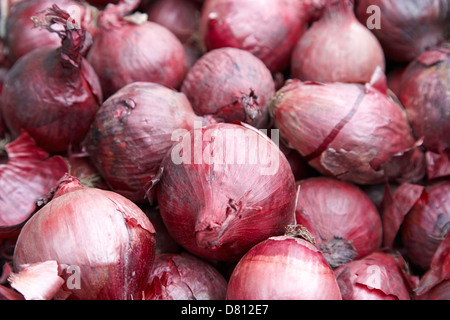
65, 154, 108, 190
269, 68, 426, 185
0, 132, 68, 239
5, 0, 98, 63
295, 177, 383, 268
399, 45, 450, 180
181, 47, 275, 129
0, 284, 24, 300
1, 6, 102, 154
87, 0, 187, 98
83, 81, 203, 203
226, 231, 342, 300
355, 0, 450, 63
334, 252, 415, 300
154, 122, 297, 262
144, 252, 228, 300
13, 174, 156, 300
291, 0, 385, 84
200, 0, 308, 74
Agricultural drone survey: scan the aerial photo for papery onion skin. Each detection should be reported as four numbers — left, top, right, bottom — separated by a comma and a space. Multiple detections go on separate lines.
200, 0, 308, 74
355, 0, 450, 63
87, 0, 187, 98
181, 47, 275, 128
144, 252, 228, 300
334, 252, 413, 300
226, 235, 342, 300
295, 177, 383, 268
269, 74, 425, 186
155, 122, 297, 262
84, 81, 202, 203
13, 174, 156, 300
291, 0, 385, 84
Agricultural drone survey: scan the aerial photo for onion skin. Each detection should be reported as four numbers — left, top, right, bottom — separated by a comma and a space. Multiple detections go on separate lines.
334, 252, 414, 300
200, 0, 308, 74
226, 235, 342, 300
295, 177, 383, 268
0, 132, 68, 239
355, 0, 450, 63
291, 0, 385, 84
13, 174, 156, 300
144, 252, 228, 300
84, 82, 202, 203
155, 122, 297, 262
269, 72, 426, 186
181, 47, 275, 129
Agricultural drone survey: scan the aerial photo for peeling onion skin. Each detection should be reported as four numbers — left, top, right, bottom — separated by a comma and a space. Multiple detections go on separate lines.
226, 236, 342, 300
291, 0, 385, 84
181, 47, 275, 129
269, 73, 426, 186
155, 122, 297, 262
84, 82, 202, 203
144, 252, 228, 300
355, 0, 450, 63
200, 0, 308, 74
13, 174, 156, 300
295, 177, 383, 268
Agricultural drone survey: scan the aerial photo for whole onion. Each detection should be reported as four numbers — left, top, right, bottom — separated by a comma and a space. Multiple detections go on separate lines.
291, 0, 385, 84
13, 174, 156, 300
1, 6, 102, 154
355, 0, 450, 63
334, 252, 415, 300
144, 252, 227, 300
295, 177, 383, 268
87, 0, 187, 98
154, 122, 297, 262
226, 232, 342, 300
399, 45, 450, 180
5, 0, 98, 63
181, 47, 275, 129
269, 68, 426, 186
84, 81, 203, 203
200, 0, 308, 74
0, 132, 68, 239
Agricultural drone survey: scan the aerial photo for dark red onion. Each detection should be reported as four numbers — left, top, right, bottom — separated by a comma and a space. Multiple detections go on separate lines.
5, 0, 98, 63
0, 132, 68, 239
0, 284, 24, 300
144, 252, 228, 300
295, 177, 383, 268
334, 252, 415, 300
200, 0, 308, 74
84, 81, 203, 203
87, 0, 187, 98
13, 174, 156, 300
1, 6, 102, 154
154, 122, 297, 262
226, 233, 342, 300
181, 47, 275, 129
386, 67, 406, 99
269, 68, 426, 185
291, 0, 385, 84
355, 0, 450, 63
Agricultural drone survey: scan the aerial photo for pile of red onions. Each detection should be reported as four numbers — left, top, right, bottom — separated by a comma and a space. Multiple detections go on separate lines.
355, 0, 450, 63
87, 0, 187, 98
200, 0, 308, 74
181, 47, 275, 128
291, 0, 385, 84
1, 5, 102, 154
144, 252, 227, 300
11, 174, 156, 300
154, 122, 297, 262
295, 177, 382, 268
83, 81, 203, 203
269, 68, 426, 186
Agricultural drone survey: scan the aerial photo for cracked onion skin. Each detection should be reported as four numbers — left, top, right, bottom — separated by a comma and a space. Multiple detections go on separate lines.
13, 174, 156, 300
